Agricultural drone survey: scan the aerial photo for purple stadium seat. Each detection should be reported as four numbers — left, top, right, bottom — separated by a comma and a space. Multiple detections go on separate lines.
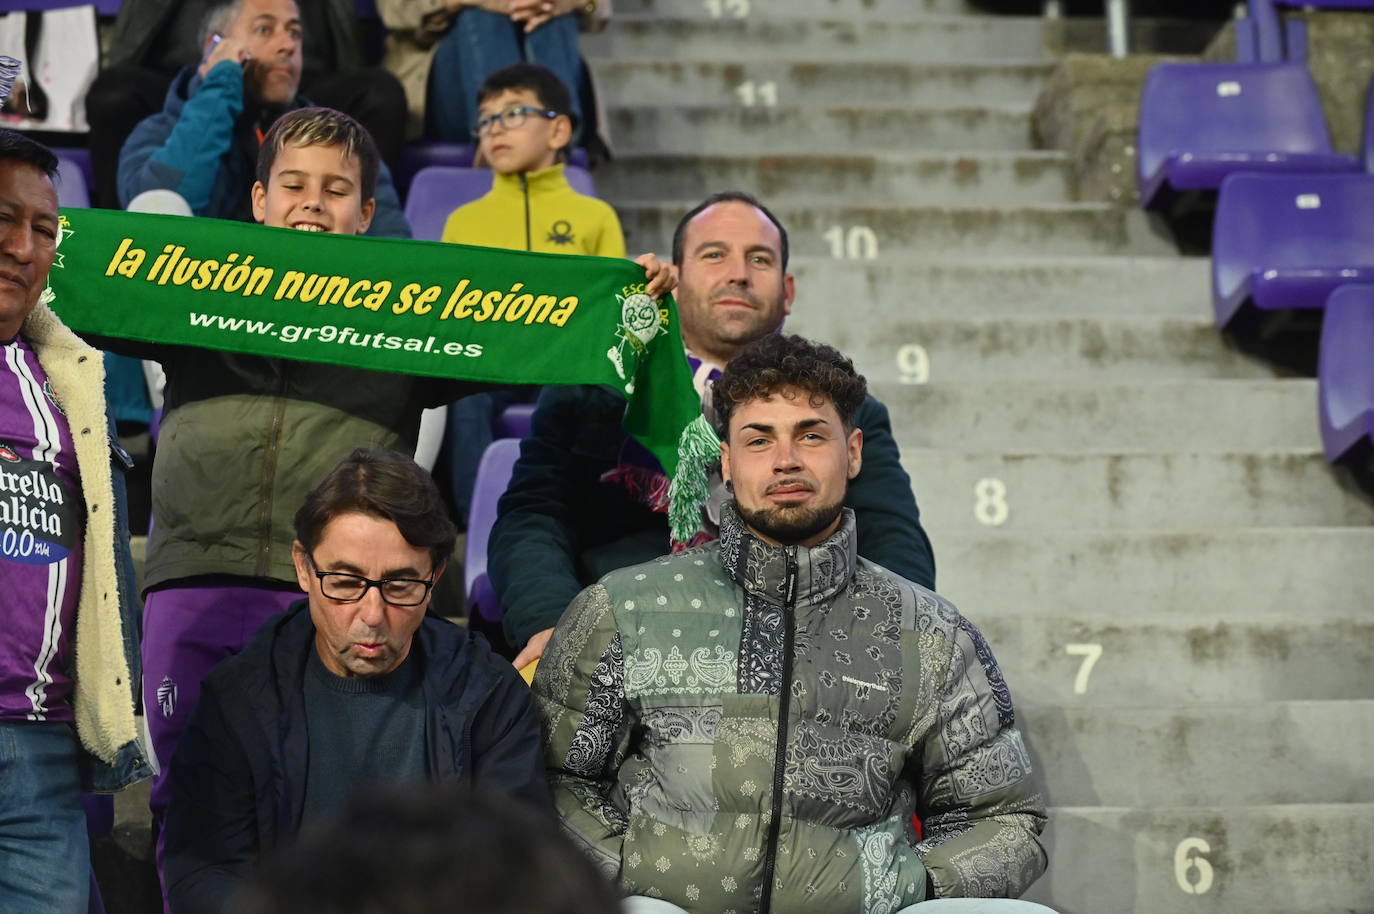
50, 147, 93, 193
397, 143, 475, 197
1212, 172, 1374, 330
405, 167, 491, 241
464, 438, 522, 625
1319, 284, 1374, 464
1137, 62, 1359, 210
404, 163, 599, 242
493, 403, 535, 439
55, 156, 90, 209
395, 141, 592, 197
1248, 0, 1374, 62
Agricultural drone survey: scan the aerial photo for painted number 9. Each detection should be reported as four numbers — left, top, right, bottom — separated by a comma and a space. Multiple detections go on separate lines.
1174, 837, 1214, 895
974, 478, 1008, 526
896, 344, 930, 385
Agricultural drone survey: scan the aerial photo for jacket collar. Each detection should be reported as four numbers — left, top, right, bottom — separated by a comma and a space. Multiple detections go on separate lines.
492, 163, 569, 197
717, 502, 857, 607
264, 601, 498, 709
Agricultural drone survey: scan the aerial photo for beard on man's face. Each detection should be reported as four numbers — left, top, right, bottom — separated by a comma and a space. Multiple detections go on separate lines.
735, 497, 845, 546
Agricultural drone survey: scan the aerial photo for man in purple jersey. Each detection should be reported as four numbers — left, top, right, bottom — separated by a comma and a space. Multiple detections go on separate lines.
0, 131, 152, 913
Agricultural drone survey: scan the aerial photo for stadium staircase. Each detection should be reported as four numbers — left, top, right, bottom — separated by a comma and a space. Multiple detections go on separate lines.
589, 1, 1374, 911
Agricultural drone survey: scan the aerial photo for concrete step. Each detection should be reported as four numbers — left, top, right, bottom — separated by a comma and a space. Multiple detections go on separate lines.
599, 152, 1073, 206
978, 613, 1374, 706
1022, 701, 1374, 807
899, 450, 1374, 532
875, 379, 1317, 451
612, 0, 981, 20
620, 203, 1177, 257
590, 59, 1054, 108
588, 15, 1050, 61
607, 105, 1037, 154
784, 257, 1212, 318
936, 527, 1374, 621
1022, 804, 1374, 914
793, 316, 1275, 382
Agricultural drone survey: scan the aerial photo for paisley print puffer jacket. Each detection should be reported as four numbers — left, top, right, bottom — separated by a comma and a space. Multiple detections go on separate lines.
534, 505, 1047, 913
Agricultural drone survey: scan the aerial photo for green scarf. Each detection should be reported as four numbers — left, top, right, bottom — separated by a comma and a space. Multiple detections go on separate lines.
45, 208, 719, 541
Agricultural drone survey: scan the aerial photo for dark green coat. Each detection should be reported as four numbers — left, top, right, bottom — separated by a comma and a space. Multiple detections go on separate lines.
534, 506, 1045, 913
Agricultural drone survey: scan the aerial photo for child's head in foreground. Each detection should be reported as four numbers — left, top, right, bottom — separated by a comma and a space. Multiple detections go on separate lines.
252, 106, 379, 236
474, 63, 575, 175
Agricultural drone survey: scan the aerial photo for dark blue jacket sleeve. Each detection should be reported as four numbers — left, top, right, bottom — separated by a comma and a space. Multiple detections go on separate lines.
849, 395, 937, 589
118, 63, 244, 213
489, 385, 599, 648
468, 661, 554, 814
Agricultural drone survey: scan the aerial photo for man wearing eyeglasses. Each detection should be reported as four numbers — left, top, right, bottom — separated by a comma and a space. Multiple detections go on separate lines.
161, 448, 549, 914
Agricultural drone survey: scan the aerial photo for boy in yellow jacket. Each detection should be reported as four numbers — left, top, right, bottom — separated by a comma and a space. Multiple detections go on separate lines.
440, 63, 629, 529
441, 63, 624, 257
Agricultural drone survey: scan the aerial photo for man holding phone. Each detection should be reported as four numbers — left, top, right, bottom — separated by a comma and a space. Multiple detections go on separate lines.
113, 0, 411, 237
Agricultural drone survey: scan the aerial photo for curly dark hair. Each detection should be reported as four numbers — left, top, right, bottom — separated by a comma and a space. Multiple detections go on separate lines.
712, 334, 868, 437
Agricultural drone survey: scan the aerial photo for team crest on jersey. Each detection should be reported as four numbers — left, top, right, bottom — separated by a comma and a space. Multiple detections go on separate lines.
0, 444, 19, 463
42, 381, 65, 415
157, 676, 177, 719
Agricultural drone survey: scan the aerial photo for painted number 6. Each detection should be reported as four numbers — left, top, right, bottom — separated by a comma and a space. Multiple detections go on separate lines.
1174, 837, 1214, 895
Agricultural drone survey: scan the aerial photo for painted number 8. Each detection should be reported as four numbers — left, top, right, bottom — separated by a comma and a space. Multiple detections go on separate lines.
1174, 837, 1214, 894
974, 478, 1009, 526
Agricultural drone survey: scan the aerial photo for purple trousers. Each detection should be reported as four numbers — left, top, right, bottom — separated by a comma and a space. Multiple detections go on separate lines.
141, 578, 302, 910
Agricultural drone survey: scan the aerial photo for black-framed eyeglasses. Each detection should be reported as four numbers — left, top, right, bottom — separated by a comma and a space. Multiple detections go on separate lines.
306, 554, 436, 607
472, 104, 560, 138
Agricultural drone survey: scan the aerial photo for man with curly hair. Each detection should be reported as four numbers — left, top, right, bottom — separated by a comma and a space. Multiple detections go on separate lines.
534, 334, 1053, 914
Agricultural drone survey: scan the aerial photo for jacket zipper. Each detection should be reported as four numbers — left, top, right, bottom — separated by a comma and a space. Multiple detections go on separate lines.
758, 547, 798, 914
255, 368, 289, 576
520, 173, 531, 251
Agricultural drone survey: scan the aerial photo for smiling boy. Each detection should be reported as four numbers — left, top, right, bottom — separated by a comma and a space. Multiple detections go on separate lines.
251, 107, 377, 235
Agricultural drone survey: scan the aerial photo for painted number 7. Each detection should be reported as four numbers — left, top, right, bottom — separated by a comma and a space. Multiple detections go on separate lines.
1065, 643, 1102, 695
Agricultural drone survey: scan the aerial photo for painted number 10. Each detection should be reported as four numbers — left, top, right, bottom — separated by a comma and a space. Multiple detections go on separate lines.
823, 225, 879, 260
705, 0, 750, 17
